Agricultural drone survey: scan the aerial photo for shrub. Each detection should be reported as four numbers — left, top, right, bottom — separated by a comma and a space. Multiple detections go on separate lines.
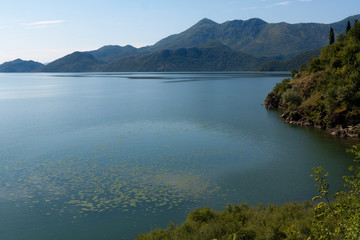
273, 78, 291, 95
308, 58, 323, 72
311, 144, 360, 239
187, 207, 218, 223
281, 87, 303, 107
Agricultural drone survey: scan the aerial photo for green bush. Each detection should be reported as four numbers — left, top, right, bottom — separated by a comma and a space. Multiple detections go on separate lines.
273, 78, 291, 95
136, 202, 314, 240
311, 144, 360, 239
308, 58, 323, 72
188, 207, 218, 223
281, 87, 303, 107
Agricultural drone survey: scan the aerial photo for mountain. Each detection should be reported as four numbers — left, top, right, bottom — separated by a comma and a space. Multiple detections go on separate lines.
87, 45, 146, 63
49, 14, 359, 73
101, 42, 267, 72
41, 52, 103, 72
151, 15, 360, 59
5, 14, 360, 72
151, 18, 268, 53
254, 48, 321, 71
0, 59, 44, 72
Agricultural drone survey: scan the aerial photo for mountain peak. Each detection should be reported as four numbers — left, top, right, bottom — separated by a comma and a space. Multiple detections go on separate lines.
247, 18, 267, 24
196, 18, 218, 26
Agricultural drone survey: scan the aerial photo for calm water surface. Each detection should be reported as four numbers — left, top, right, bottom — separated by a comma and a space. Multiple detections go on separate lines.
0, 72, 357, 240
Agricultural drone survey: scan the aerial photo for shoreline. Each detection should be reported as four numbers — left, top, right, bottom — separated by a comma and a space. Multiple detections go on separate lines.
280, 113, 360, 138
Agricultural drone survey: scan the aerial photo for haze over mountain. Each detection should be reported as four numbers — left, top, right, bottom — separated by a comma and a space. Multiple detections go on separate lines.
1, 14, 359, 72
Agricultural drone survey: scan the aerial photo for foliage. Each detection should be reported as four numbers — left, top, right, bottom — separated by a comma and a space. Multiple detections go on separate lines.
329, 27, 335, 45
311, 144, 360, 239
273, 78, 292, 95
136, 202, 313, 240
265, 21, 360, 130
346, 20, 352, 34
281, 86, 304, 107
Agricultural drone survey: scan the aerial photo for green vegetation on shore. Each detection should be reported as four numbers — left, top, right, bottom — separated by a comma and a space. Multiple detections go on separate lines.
137, 145, 360, 239
264, 21, 360, 137
137, 202, 314, 240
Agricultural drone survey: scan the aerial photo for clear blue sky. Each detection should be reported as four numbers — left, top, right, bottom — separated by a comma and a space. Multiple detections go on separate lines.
0, 0, 359, 64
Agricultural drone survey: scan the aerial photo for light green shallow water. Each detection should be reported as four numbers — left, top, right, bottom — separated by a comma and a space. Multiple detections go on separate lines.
0, 72, 357, 239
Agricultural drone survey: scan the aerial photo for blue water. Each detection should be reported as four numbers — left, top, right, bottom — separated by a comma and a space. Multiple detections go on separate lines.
0, 72, 356, 239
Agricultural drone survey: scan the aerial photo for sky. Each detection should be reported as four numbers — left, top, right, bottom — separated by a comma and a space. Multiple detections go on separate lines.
0, 0, 359, 64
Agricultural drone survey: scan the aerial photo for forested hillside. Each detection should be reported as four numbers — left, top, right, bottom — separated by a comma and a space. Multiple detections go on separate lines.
101, 42, 266, 72
265, 21, 360, 137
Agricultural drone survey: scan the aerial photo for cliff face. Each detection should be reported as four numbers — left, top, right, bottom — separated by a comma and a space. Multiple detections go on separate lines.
265, 21, 360, 138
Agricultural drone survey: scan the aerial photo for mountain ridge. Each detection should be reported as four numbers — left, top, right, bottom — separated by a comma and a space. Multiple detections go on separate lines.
40, 52, 104, 72
101, 41, 267, 72
150, 14, 360, 59
1, 14, 359, 72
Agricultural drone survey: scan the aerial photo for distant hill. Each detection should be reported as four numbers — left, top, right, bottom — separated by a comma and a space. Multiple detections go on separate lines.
101, 42, 267, 72
254, 49, 321, 71
0, 59, 43, 72
41, 52, 103, 72
151, 15, 360, 59
87, 45, 147, 63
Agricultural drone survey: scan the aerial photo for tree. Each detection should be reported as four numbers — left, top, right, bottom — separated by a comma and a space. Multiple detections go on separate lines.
346, 20, 352, 33
329, 27, 335, 45
281, 86, 303, 107
312, 144, 360, 239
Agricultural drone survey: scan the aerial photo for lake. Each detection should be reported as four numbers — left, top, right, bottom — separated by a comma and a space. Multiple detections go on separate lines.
0, 72, 357, 240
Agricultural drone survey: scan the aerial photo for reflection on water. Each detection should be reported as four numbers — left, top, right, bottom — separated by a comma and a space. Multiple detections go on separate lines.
0, 72, 356, 240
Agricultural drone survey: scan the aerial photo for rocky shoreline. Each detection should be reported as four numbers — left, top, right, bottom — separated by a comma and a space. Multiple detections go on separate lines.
279, 111, 360, 138
264, 88, 360, 138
